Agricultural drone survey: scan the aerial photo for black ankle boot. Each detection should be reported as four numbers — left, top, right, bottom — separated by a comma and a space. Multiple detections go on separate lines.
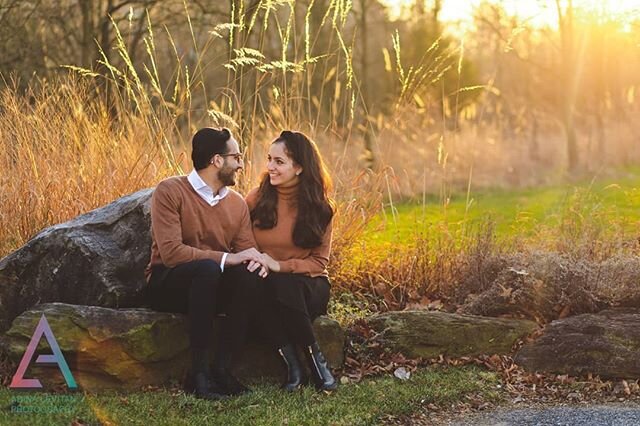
185, 349, 226, 400
305, 342, 337, 392
212, 347, 250, 396
278, 344, 307, 391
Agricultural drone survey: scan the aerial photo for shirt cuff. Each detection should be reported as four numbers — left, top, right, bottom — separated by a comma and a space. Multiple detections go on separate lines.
220, 252, 228, 272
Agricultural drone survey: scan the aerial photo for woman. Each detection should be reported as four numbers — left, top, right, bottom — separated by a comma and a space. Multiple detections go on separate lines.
246, 130, 337, 392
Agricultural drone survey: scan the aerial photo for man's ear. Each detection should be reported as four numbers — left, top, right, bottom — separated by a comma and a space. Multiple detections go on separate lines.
210, 154, 223, 168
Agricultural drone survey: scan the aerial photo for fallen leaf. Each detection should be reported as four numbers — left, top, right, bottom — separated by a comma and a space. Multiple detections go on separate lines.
428, 300, 444, 310
508, 267, 529, 276
499, 284, 513, 299
394, 367, 411, 381
558, 305, 571, 319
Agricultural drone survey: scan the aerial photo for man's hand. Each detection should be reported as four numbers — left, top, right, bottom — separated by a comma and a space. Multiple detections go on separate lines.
247, 253, 280, 276
226, 248, 263, 266
227, 248, 270, 277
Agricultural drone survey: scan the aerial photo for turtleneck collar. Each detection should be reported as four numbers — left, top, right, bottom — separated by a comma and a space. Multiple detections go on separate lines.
275, 182, 299, 202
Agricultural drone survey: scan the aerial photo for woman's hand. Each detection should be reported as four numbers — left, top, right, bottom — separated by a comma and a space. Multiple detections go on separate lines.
260, 253, 281, 273
246, 258, 269, 278
243, 252, 281, 277
229, 248, 269, 277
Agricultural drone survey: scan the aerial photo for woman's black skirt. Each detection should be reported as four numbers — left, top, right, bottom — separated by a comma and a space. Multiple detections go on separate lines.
265, 272, 331, 320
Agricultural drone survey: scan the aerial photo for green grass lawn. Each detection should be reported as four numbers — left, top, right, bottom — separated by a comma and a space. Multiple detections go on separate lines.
363, 170, 640, 253
0, 366, 499, 425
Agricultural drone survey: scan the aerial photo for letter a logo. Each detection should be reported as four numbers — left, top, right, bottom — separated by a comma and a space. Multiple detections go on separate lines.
10, 314, 77, 389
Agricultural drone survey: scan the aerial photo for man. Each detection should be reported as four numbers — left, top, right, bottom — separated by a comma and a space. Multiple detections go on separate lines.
145, 127, 268, 400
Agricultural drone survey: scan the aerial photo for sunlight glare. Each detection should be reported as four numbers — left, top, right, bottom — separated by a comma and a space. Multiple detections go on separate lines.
381, 0, 640, 30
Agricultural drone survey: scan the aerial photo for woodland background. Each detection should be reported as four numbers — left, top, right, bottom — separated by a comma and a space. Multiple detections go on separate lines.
1, 0, 640, 317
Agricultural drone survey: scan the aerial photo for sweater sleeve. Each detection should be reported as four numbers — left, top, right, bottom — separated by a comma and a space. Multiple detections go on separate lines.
151, 181, 225, 267
231, 200, 258, 252
244, 187, 259, 211
278, 220, 332, 276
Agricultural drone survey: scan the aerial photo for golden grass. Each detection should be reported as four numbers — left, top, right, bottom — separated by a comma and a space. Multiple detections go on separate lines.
2, 2, 639, 320
0, 76, 385, 265
0, 77, 177, 257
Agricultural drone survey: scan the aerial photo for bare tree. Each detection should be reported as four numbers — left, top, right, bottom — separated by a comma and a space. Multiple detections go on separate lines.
555, 0, 580, 173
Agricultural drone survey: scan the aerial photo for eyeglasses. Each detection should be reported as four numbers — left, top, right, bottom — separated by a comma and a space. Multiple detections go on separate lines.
219, 153, 244, 162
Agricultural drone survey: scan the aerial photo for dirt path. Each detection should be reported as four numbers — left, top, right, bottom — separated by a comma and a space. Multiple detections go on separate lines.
384, 401, 640, 425
446, 402, 640, 425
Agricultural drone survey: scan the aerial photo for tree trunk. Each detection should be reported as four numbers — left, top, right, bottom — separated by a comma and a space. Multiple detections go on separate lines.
359, 0, 374, 168
100, 0, 114, 65
79, 0, 93, 68
556, 0, 579, 174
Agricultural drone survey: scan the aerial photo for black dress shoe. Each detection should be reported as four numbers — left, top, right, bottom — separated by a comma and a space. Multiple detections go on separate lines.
186, 348, 227, 400
212, 368, 251, 396
184, 372, 228, 401
213, 346, 251, 396
278, 344, 307, 391
305, 342, 338, 392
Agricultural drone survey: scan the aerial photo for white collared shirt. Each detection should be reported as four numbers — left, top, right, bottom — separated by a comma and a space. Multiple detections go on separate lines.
187, 169, 230, 271
187, 169, 229, 206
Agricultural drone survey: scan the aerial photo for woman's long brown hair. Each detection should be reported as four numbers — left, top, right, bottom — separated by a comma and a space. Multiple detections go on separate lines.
250, 131, 335, 248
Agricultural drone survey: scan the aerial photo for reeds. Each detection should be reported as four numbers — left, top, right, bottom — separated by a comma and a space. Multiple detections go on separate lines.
1, 1, 639, 321
0, 76, 176, 257
0, 1, 392, 261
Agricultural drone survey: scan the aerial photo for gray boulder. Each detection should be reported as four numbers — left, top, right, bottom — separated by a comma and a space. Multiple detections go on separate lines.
515, 308, 640, 378
365, 310, 537, 358
4, 303, 345, 391
0, 189, 153, 332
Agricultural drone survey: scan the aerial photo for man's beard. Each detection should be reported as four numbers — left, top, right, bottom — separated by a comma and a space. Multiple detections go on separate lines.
218, 166, 236, 186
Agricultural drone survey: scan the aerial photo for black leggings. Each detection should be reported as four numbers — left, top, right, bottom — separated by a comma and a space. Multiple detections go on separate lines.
147, 259, 260, 354
260, 273, 331, 347
267, 303, 317, 347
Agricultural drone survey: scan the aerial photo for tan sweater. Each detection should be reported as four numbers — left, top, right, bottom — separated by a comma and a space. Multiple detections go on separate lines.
145, 176, 257, 281
245, 185, 332, 277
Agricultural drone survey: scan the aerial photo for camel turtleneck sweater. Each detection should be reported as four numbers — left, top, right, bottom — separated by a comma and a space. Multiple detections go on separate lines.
245, 183, 332, 277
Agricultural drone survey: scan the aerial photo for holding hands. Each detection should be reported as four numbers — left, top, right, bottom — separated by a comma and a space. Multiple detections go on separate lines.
227, 248, 280, 278
255, 253, 280, 273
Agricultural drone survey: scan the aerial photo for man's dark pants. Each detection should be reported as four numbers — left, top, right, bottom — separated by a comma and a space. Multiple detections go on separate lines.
147, 259, 260, 362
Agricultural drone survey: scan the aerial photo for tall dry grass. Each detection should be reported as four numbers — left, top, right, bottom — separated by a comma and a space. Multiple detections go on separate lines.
0, 77, 179, 257
0, 2, 397, 262
2, 2, 639, 322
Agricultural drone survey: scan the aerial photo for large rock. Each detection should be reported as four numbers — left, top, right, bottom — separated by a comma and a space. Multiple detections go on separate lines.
515, 308, 640, 378
0, 189, 153, 332
235, 315, 344, 380
365, 310, 537, 358
4, 303, 345, 390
